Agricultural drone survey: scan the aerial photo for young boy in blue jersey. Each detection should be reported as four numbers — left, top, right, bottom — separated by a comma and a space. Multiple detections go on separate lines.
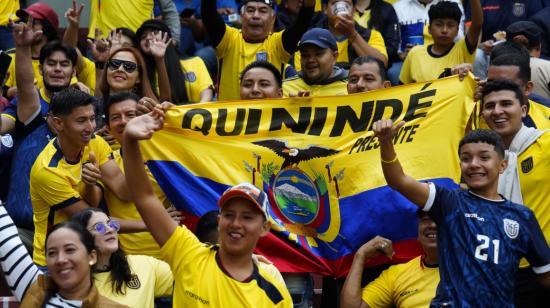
372, 122, 550, 307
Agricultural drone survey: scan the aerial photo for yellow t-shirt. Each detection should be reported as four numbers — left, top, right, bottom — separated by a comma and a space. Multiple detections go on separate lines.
88, 0, 153, 38
180, 57, 213, 103
399, 39, 475, 84
160, 227, 292, 307
293, 29, 387, 71
104, 150, 168, 259
0, 0, 18, 26
362, 256, 439, 308
216, 25, 291, 101
94, 255, 173, 307
517, 131, 550, 268
30, 136, 113, 266
282, 75, 348, 97
6, 55, 88, 92
354, 10, 370, 29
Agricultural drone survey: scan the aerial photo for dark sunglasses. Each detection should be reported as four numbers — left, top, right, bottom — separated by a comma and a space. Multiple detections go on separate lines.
108, 59, 138, 73
89, 219, 121, 235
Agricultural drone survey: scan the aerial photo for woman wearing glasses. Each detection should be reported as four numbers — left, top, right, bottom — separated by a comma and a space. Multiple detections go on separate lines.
0, 203, 127, 307
71, 208, 173, 308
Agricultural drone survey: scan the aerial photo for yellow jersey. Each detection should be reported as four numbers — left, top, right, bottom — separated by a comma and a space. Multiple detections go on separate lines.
399, 39, 475, 84
517, 131, 550, 267
282, 74, 348, 97
104, 150, 168, 259
293, 29, 387, 71
88, 0, 153, 38
0, 0, 18, 26
160, 227, 292, 307
180, 57, 213, 103
30, 136, 113, 266
94, 255, 173, 308
474, 100, 550, 131
362, 256, 439, 308
216, 25, 291, 101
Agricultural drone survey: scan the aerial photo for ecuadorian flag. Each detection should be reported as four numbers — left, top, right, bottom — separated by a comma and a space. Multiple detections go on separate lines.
140, 75, 476, 277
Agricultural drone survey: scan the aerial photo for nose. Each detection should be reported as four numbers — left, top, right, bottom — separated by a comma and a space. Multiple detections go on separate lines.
356, 78, 366, 92
55, 251, 68, 264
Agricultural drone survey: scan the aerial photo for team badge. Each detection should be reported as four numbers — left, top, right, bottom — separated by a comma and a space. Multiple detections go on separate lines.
521, 156, 533, 173
0, 135, 13, 148
256, 51, 268, 61
503, 218, 519, 239
512, 2, 526, 17
126, 274, 141, 289
185, 72, 197, 82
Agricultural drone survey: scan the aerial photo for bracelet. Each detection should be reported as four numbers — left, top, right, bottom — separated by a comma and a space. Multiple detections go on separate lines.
95, 62, 106, 69
381, 155, 398, 164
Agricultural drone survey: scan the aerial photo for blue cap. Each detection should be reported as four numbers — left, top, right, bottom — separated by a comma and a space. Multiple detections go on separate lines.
298, 28, 338, 51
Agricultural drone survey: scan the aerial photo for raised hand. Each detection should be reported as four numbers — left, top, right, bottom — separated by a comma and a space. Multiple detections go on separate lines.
10, 16, 42, 47
124, 106, 166, 141
166, 206, 183, 225
372, 119, 405, 143
149, 31, 172, 59
356, 235, 394, 260
65, 0, 84, 26
82, 151, 101, 185
86, 29, 110, 63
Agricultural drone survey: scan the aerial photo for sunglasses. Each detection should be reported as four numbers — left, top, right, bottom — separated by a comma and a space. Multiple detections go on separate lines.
89, 219, 121, 235
108, 59, 138, 73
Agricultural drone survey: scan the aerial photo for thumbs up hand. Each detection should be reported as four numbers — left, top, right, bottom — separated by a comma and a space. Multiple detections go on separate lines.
82, 151, 102, 185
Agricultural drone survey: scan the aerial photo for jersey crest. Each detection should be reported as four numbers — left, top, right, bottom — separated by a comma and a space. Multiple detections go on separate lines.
521, 156, 533, 173
126, 274, 141, 289
256, 51, 268, 61
512, 2, 526, 17
503, 218, 519, 239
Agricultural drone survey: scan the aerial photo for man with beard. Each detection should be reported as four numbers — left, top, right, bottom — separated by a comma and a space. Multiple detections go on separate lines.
0, 19, 79, 253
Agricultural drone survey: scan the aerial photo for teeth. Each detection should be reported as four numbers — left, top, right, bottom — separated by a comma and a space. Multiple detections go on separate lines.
60, 269, 71, 274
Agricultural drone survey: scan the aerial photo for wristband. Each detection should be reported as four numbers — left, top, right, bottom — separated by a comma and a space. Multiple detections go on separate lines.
381, 155, 398, 164
95, 62, 106, 69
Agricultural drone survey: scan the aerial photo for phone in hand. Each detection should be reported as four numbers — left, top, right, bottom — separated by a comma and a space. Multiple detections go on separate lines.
180, 8, 195, 18
0, 51, 12, 87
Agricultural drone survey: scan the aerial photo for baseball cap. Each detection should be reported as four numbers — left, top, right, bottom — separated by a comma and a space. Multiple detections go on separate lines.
506, 21, 542, 46
218, 183, 269, 220
241, 0, 275, 8
298, 28, 338, 51
16, 3, 59, 29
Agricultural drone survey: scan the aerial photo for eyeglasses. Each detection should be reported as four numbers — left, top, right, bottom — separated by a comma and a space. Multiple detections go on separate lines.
89, 219, 121, 235
107, 59, 138, 73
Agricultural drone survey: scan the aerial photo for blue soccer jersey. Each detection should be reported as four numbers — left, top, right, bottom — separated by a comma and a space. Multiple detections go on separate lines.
424, 184, 550, 307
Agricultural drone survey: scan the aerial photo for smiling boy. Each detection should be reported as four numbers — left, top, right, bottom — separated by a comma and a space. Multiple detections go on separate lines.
372, 120, 550, 306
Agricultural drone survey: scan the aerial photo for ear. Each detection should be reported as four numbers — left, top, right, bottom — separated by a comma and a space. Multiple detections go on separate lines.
332, 51, 339, 65
51, 116, 64, 133
216, 213, 221, 232
38, 64, 44, 77
383, 80, 391, 88
499, 158, 508, 174
277, 88, 283, 97
71, 67, 76, 78
524, 81, 534, 96
259, 220, 271, 237
521, 103, 528, 118
88, 249, 98, 267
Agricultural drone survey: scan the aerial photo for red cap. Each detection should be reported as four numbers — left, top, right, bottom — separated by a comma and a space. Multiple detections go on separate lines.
218, 183, 269, 220
16, 3, 59, 29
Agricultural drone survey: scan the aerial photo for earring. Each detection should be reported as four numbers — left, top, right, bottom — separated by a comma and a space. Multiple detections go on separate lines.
89, 261, 95, 266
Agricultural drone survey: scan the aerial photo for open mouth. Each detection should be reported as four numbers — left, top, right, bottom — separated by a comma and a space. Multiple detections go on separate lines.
228, 231, 243, 241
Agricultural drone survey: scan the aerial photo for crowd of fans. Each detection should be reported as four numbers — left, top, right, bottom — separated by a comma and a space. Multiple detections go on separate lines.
0, 0, 550, 307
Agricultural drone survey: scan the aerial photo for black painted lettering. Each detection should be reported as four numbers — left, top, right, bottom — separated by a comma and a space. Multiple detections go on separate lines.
330, 101, 374, 137
349, 137, 363, 154
370, 99, 403, 129
181, 109, 212, 136
308, 107, 328, 136
406, 124, 419, 142
403, 90, 436, 121
216, 109, 245, 136
270, 107, 311, 133
245, 109, 262, 135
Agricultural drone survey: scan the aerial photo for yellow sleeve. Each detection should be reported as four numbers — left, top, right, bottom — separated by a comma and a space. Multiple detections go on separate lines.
399, 49, 414, 84
193, 58, 213, 94
33, 168, 81, 206
368, 29, 388, 61
160, 226, 205, 275
152, 257, 174, 297
77, 57, 97, 95
215, 25, 239, 59
528, 100, 550, 130
362, 266, 396, 307
267, 31, 291, 63
91, 136, 113, 166
293, 51, 302, 72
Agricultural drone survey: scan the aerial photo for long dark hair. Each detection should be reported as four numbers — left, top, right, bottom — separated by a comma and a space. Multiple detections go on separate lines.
137, 19, 190, 104
366, 0, 385, 31
71, 208, 133, 295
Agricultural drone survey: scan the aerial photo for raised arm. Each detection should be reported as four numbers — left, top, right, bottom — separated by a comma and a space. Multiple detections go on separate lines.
281, 0, 315, 54
10, 18, 42, 124
465, 0, 482, 53
340, 236, 394, 308
157, 0, 181, 45
122, 105, 177, 246
201, 0, 227, 47
63, 0, 89, 75
146, 31, 172, 102
0, 203, 41, 301
372, 119, 430, 207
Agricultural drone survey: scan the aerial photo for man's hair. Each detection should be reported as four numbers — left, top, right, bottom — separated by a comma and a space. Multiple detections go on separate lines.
104, 91, 140, 121
350, 56, 387, 81
428, 1, 462, 25
49, 87, 96, 117
39, 40, 78, 66
490, 41, 530, 62
490, 53, 531, 85
481, 79, 526, 108
36, 18, 58, 42
240, 61, 283, 88
459, 129, 506, 159
196, 210, 220, 243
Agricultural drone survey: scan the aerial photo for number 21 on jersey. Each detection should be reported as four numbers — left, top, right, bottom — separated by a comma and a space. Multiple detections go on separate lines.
475, 234, 500, 264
